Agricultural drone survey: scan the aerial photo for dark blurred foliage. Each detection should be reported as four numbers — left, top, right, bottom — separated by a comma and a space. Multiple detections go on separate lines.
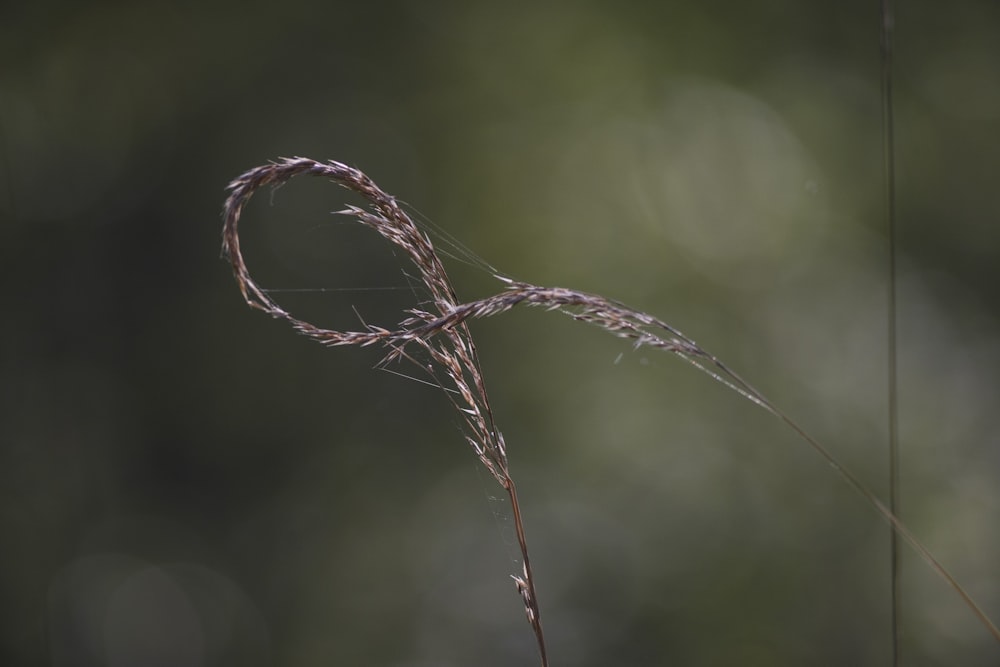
2, 1, 1000, 665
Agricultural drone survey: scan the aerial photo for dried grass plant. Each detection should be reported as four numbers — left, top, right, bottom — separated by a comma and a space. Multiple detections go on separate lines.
221, 156, 1000, 665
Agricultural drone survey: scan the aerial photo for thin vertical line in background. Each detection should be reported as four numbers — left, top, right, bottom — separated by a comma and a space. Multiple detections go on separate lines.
879, 0, 901, 664
0, 129, 16, 224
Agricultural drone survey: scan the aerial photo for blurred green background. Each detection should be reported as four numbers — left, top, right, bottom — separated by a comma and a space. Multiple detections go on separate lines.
3, 1, 999, 665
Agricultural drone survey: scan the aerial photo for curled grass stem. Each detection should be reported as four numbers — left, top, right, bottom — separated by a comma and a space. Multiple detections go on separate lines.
222, 157, 1000, 664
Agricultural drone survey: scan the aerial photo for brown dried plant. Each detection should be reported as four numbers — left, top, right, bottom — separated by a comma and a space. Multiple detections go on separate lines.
221, 157, 1000, 665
